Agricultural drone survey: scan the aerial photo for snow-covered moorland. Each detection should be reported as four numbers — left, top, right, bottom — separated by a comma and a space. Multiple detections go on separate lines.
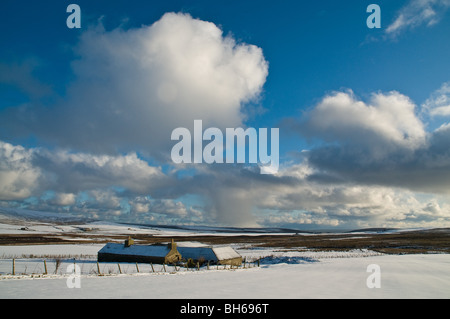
0, 208, 449, 299
0, 246, 449, 299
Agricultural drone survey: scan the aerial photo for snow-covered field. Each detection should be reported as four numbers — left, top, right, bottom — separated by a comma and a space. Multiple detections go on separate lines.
0, 243, 449, 299
0, 209, 449, 299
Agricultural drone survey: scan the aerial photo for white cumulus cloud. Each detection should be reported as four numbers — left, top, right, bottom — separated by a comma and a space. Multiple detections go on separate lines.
301, 90, 426, 159
15, 12, 268, 159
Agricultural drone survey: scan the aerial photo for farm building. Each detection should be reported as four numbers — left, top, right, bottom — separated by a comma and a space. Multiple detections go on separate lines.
97, 238, 242, 266
97, 238, 182, 264
177, 242, 242, 266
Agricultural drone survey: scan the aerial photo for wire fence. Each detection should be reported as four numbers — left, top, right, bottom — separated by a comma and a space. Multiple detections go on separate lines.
0, 257, 261, 278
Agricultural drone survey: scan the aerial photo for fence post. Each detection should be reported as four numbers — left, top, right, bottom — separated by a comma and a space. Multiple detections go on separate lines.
163, 263, 167, 272
135, 262, 140, 273
43, 260, 47, 275
12, 258, 15, 275
118, 263, 122, 274
150, 263, 155, 273
97, 262, 102, 276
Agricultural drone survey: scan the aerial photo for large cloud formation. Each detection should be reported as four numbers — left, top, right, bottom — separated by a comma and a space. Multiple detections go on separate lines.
0, 12, 270, 226
3, 12, 268, 158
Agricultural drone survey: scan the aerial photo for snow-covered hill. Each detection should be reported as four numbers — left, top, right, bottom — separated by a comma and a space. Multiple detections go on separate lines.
0, 207, 307, 237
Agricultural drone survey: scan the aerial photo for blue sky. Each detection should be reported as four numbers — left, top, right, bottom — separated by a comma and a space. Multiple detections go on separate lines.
1, 0, 450, 230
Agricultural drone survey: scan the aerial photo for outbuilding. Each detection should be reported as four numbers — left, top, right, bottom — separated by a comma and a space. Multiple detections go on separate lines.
177, 242, 242, 266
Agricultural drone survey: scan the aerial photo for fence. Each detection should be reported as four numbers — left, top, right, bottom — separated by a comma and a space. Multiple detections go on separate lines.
0, 257, 261, 278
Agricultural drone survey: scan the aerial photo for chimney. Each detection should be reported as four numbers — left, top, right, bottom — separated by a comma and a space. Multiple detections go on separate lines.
124, 236, 134, 247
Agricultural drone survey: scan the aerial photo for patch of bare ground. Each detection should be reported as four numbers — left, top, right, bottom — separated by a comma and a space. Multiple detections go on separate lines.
0, 228, 448, 254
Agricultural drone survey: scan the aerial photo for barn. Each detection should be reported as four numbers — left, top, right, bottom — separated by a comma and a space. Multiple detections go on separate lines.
97, 238, 242, 266
177, 242, 242, 266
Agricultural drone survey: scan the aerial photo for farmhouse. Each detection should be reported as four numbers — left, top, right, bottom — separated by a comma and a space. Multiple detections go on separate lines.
97, 237, 182, 264
97, 238, 242, 266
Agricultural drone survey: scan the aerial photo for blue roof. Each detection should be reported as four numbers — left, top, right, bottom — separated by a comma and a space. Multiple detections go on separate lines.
177, 246, 218, 261
98, 243, 170, 257
98, 242, 241, 261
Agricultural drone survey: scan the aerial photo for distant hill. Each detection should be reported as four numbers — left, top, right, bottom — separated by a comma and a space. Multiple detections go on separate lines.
0, 207, 93, 224
348, 228, 399, 233
120, 223, 312, 234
